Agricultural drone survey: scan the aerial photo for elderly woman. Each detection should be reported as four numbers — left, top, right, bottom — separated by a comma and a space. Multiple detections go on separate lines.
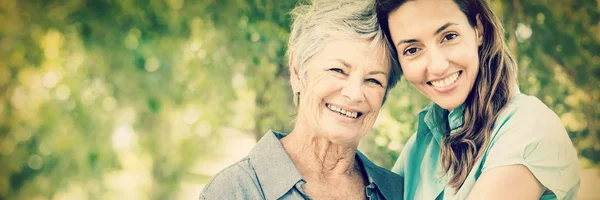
199, 0, 403, 199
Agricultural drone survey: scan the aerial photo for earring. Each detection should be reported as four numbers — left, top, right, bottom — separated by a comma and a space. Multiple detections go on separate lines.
295, 92, 300, 106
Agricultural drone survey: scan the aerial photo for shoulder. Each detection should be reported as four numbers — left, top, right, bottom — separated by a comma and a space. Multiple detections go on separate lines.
400, 132, 420, 160
494, 93, 567, 142
199, 157, 263, 199
391, 132, 418, 175
404, 131, 419, 148
489, 93, 575, 157
400, 132, 419, 156
508, 94, 560, 124
482, 94, 580, 199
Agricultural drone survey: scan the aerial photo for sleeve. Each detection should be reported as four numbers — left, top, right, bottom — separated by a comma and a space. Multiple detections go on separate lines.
199, 162, 264, 200
481, 98, 580, 200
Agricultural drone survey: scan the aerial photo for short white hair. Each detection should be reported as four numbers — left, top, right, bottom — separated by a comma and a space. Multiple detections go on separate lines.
287, 0, 401, 106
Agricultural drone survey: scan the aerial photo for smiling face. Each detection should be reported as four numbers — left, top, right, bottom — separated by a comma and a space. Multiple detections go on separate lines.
291, 39, 390, 146
387, 0, 484, 110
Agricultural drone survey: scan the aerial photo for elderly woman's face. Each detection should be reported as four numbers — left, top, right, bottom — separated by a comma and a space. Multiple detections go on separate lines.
293, 39, 390, 145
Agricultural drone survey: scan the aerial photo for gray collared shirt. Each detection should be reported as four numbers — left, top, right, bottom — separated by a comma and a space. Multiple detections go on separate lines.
199, 130, 404, 200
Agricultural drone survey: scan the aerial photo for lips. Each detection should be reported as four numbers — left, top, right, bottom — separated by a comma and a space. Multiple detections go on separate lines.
428, 71, 461, 88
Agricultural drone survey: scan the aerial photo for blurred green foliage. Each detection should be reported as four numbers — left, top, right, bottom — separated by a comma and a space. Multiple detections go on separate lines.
0, 0, 598, 199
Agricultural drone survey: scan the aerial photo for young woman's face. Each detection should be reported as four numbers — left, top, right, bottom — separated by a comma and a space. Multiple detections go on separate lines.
291, 40, 390, 146
387, 0, 483, 110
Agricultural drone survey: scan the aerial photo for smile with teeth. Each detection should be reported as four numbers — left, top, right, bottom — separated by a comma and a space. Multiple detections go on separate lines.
429, 71, 461, 88
326, 103, 361, 119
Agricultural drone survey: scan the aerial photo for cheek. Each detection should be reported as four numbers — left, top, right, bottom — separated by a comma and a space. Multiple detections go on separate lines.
365, 88, 385, 108
399, 61, 425, 84
365, 87, 385, 114
449, 43, 480, 68
360, 107, 381, 135
302, 74, 339, 107
305, 73, 330, 93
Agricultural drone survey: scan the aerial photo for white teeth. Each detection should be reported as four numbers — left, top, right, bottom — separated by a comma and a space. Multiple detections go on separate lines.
431, 72, 460, 88
327, 104, 358, 118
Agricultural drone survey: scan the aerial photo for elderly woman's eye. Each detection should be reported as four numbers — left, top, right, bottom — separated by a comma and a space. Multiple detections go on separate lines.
367, 78, 382, 86
330, 68, 345, 74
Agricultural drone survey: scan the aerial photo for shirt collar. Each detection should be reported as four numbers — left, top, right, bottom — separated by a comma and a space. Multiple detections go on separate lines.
250, 131, 404, 200
249, 130, 304, 200
421, 102, 466, 145
448, 103, 466, 131
356, 151, 404, 200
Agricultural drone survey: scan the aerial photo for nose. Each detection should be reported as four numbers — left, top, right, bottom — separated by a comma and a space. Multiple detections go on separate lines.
341, 76, 365, 103
427, 47, 450, 76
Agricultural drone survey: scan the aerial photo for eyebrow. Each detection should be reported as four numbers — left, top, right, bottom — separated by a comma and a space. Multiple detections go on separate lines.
332, 59, 388, 76
395, 22, 459, 47
435, 22, 458, 35
368, 71, 388, 76
334, 59, 352, 68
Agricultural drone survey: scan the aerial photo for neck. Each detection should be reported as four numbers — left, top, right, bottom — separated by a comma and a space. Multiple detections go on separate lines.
281, 124, 360, 179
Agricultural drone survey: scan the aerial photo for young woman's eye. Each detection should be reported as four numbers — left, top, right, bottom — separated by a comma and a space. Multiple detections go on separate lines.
367, 78, 382, 86
442, 33, 458, 42
403, 47, 420, 56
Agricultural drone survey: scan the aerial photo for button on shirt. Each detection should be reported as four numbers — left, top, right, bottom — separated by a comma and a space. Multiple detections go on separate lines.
200, 130, 404, 200
392, 92, 581, 200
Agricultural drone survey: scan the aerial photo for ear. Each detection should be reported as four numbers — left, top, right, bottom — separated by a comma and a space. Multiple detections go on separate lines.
475, 14, 484, 46
289, 52, 302, 93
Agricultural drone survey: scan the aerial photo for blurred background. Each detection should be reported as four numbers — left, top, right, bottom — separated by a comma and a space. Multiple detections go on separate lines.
0, 0, 598, 199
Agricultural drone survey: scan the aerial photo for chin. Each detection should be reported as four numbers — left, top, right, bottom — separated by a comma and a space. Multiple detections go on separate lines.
436, 100, 462, 111
322, 129, 360, 145
434, 92, 469, 111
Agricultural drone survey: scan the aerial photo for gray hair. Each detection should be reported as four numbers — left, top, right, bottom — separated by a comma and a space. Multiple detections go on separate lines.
287, 0, 401, 106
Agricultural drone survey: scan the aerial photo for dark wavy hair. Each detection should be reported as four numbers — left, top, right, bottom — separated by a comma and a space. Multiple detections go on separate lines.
376, 0, 518, 190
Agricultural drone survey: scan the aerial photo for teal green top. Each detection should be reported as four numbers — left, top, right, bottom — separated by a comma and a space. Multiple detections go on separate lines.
392, 92, 580, 200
